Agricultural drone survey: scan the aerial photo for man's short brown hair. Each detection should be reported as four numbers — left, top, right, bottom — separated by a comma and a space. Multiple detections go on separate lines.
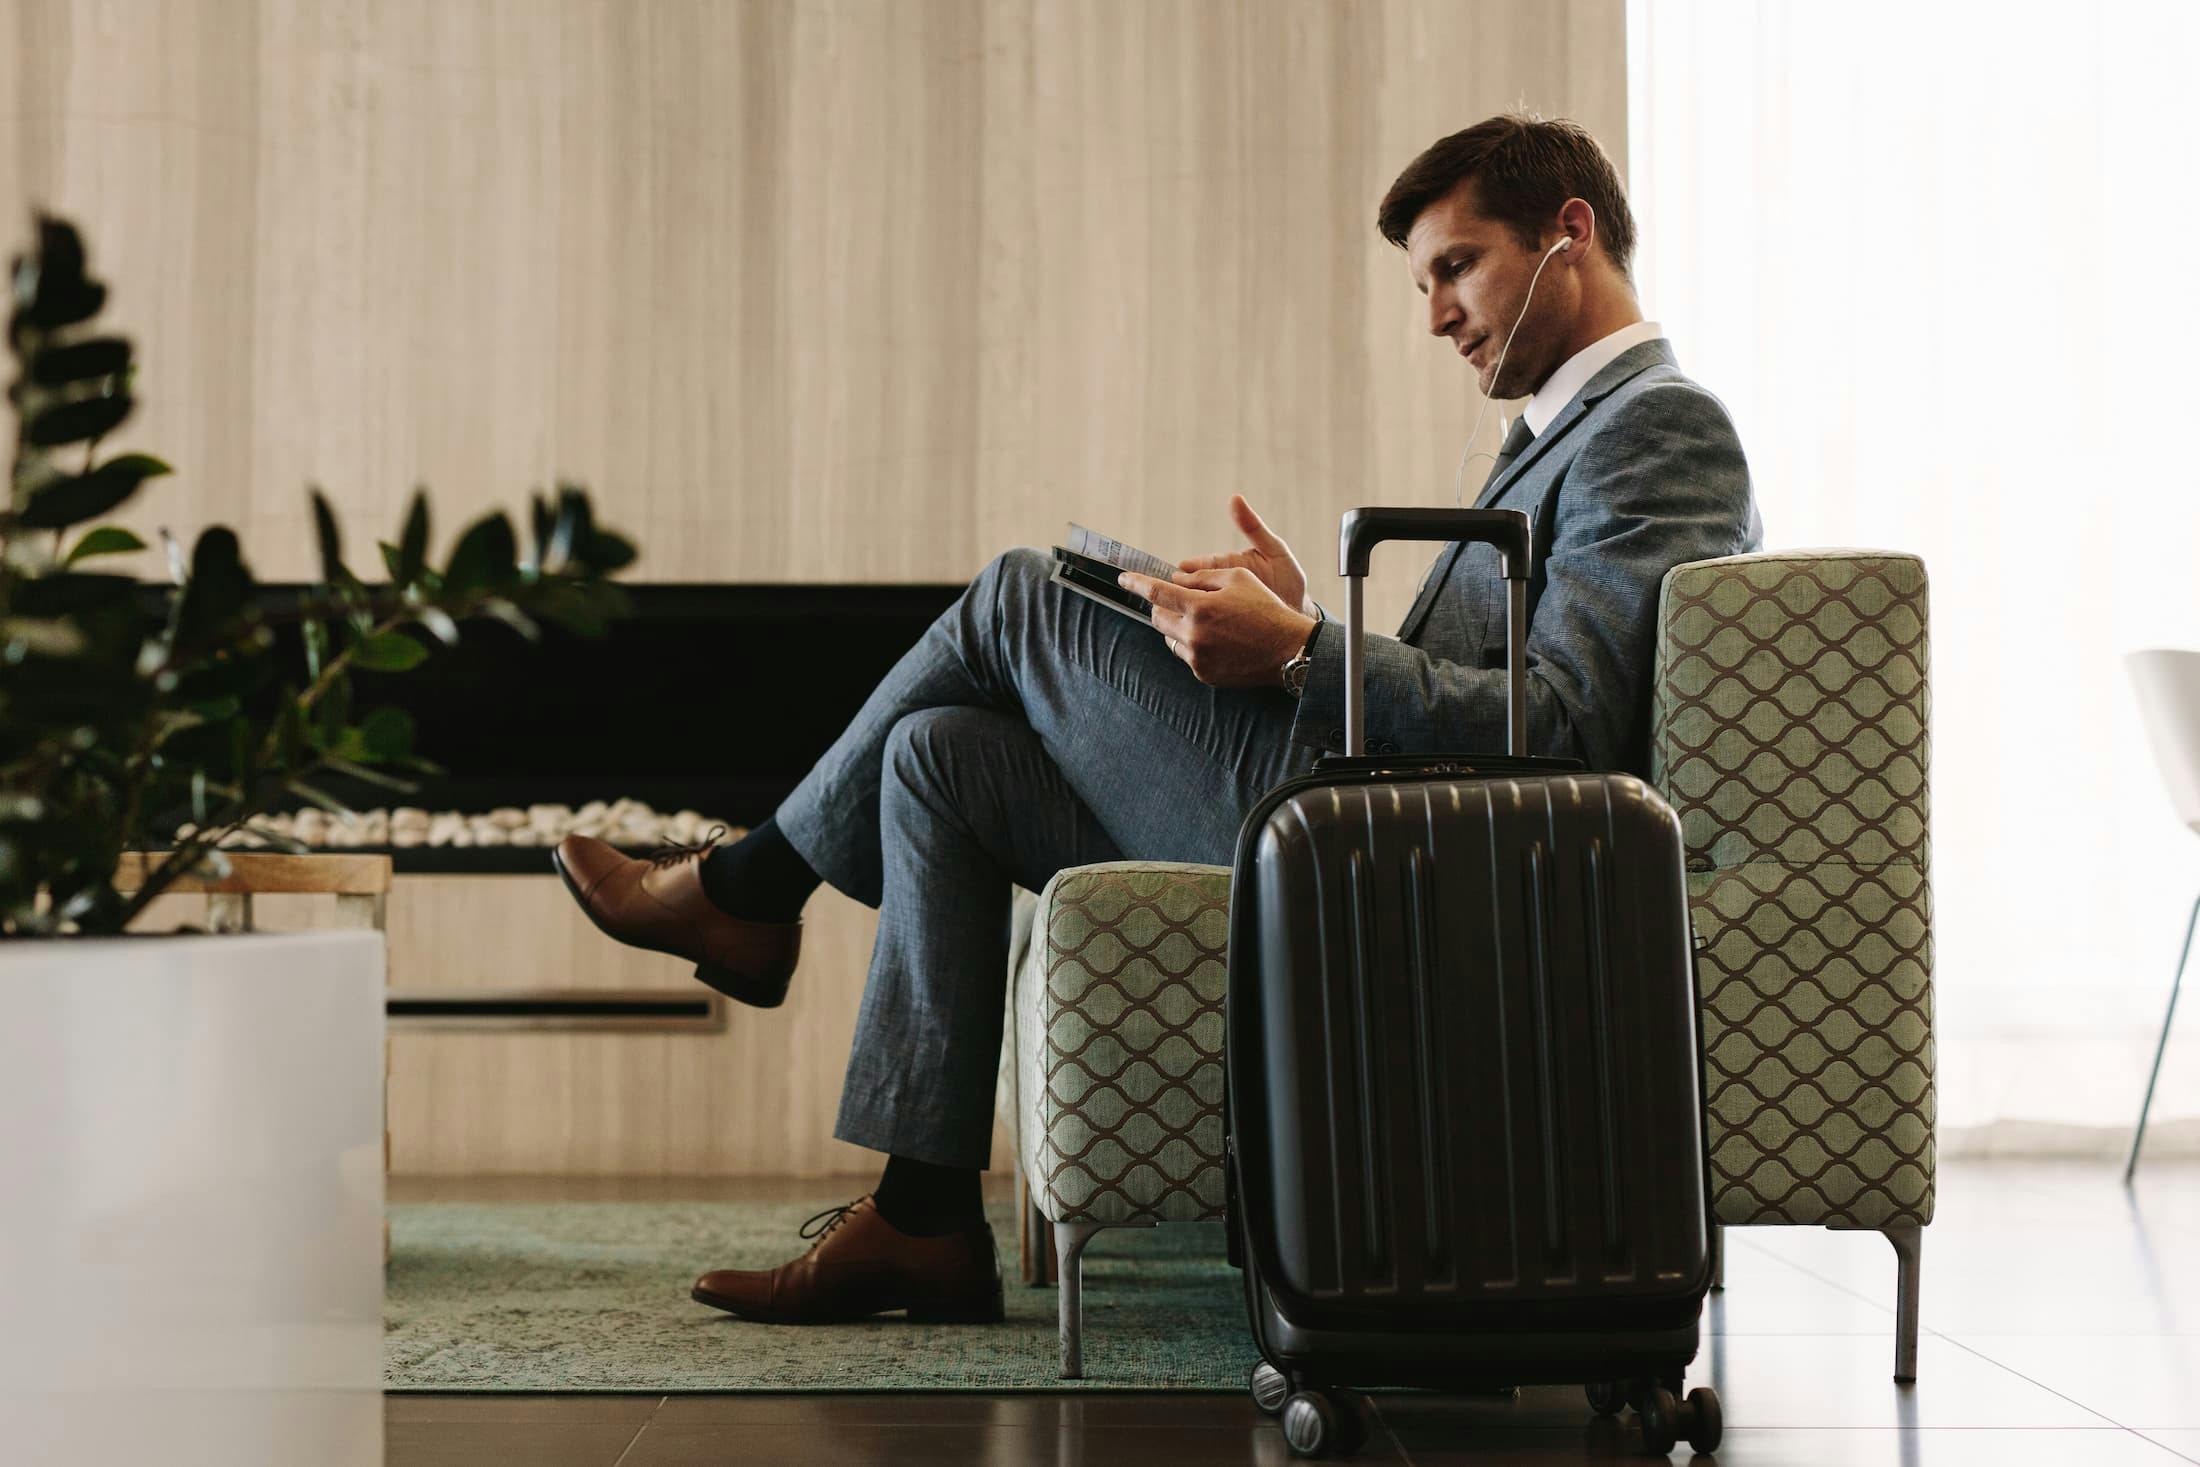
1377, 113, 1636, 279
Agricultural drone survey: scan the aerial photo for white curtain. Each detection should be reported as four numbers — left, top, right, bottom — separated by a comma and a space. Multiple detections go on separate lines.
1627, 0, 2200, 1152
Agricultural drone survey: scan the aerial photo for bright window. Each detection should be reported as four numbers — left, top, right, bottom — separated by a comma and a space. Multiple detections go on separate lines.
1628, 0, 2200, 1144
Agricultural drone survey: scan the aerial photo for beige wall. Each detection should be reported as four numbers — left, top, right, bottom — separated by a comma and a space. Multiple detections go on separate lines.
4, 0, 1625, 632
22, 0, 1628, 1175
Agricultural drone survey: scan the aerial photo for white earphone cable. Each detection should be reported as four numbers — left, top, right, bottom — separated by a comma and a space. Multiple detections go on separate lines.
1452, 236, 1571, 507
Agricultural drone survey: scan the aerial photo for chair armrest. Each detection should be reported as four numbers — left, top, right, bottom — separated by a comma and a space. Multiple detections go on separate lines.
1006, 861, 1231, 1225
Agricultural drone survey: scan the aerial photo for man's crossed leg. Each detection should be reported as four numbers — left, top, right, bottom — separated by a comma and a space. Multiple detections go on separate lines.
555, 546, 1311, 1323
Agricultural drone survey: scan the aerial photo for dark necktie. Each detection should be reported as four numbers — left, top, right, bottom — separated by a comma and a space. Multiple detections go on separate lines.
1404, 415, 1538, 637
1473, 414, 1537, 507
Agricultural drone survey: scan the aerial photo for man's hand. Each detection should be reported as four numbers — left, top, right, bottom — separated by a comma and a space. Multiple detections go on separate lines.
1117, 565, 1317, 690
1177, 495, 1315, 619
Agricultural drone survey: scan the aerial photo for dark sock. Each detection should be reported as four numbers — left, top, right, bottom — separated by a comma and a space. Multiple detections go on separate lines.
872, 1154, 984, 1237
697, 817, 821, 923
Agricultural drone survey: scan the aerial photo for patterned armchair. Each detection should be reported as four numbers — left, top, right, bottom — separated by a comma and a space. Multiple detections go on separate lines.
1001, 548, 1934, 1383
1651, 549, 1934, 1381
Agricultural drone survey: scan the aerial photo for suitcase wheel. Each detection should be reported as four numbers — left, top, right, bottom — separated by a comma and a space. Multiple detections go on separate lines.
1637, 1384, 1723, 1456
1281, 1387, 1369, 1459
1250, 1360, 1289, 1416
1640, 1386, 1679, 1454
1584, 1380, 1625, 1417
1680, 1387, 1723, 1453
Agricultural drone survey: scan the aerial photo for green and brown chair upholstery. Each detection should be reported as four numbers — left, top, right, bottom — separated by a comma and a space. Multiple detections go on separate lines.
1003, 548, 1935, 1383
1002, 861, 1232, 1377
1650, 548, 1934, 1381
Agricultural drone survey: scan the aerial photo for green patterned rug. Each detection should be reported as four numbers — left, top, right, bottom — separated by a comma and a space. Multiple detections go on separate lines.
385, 1199, 1249, 1391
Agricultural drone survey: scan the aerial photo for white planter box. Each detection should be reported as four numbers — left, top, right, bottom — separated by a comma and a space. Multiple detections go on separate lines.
0, 930, 385, 1466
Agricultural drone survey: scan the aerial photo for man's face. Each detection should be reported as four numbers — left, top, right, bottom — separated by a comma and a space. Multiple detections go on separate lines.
1406, 183, 1566, 400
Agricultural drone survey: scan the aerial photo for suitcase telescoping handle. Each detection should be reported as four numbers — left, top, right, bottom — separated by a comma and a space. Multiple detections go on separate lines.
1336, 506, 1534, 759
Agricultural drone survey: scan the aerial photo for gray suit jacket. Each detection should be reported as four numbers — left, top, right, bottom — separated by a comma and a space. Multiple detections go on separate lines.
1287, 339, 1763, 777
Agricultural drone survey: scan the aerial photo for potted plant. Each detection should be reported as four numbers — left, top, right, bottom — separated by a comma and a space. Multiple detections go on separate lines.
2, 216, 636, 934
0, 213, 639, 1457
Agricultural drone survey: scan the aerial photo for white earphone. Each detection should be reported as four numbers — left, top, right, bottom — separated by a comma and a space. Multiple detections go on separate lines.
1452, 235, 1573, 506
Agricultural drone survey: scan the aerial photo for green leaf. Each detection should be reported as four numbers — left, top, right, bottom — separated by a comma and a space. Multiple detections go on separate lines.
310, 488, 346, 581
172, 650, 276, 704
29, 335, 129, 386
302, 618, 328, 680
579, 530, 637, 574
397, 491, 430, 584
13, 216, 99, 326
416, 605, 459, 646
527, 580, 627, 639
357, 706, 414, 760
528, 492, 555, 570
171, 526, 253, 651
272, 696, 307, 766
61, 524, 145, 566
551, 487, 592, 569
478, 598, 539, 641
531, 585, 608, 638
17, 453, 171, 529
33, 215, 87, 280
12, 271, 103, 331
444, 511, 517, 592
313, 668, 353, 748
350, 630, 429, 672
23, 391, 132, 448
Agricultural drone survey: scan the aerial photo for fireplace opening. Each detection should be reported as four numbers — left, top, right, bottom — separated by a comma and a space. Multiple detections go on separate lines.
158, 582, 966, 874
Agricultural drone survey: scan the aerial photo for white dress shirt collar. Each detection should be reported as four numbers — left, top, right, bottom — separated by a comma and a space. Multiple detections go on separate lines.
1519, 319, 1665, 437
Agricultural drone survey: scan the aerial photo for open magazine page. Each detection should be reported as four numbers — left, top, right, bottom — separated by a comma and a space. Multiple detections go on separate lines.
1048, 523, 1174, 627
1064, 525, 1176, 582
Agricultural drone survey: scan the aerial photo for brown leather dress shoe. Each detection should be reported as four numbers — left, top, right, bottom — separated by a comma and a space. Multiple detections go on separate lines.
552, 831, 801, 1008
691, 1195, 1004, 1325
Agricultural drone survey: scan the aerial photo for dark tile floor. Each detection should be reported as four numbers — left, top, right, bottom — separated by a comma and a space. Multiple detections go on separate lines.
387, 1158, 2200, 1464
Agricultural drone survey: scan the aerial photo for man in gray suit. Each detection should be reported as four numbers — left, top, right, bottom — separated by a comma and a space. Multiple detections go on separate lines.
554, 113, 1762, 1325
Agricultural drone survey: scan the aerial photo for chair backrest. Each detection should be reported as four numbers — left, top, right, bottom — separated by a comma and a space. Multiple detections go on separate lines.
1648, 549, 1935, 1230
2127, 649, 2200, 836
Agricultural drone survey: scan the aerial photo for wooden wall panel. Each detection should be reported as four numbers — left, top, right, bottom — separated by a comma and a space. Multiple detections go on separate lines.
4, 0, 1626, 635
30, 0, 1626, 1174
134, 875, 949, 1178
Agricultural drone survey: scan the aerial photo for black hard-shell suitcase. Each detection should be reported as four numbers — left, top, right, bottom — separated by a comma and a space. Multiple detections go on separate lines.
1225, 508, 1722, 1458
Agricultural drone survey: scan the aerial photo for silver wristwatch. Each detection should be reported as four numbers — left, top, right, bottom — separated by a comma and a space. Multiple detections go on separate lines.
1280, 609, 1323, 698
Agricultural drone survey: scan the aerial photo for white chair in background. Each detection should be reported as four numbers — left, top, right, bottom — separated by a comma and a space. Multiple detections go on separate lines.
2124, 649, 2200, 1182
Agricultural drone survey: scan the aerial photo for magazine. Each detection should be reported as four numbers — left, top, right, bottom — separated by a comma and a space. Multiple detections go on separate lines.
1046, 524, 1178, 626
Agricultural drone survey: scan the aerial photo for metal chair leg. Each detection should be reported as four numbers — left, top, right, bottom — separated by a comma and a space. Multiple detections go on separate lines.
2126, 891, 2200, 1185
1053, 1218, 1156, 1379
1709, 1222, 1725, 1292
1055, 1221, 1107, 1379
1884, 1224, 1922, 1383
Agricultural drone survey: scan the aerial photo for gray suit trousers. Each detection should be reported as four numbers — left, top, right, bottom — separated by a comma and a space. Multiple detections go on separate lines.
774, 547, 1313, 1168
